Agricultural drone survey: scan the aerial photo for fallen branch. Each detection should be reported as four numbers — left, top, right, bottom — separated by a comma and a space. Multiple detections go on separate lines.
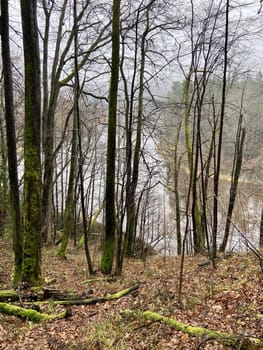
0, 302, 70, 322
0, 288, 46, 303
0, 287, 62, 303
81, 277, 117, 284
0, 288, 87, 303
26, 285, 139, 306
42, 288, 81, 300
122, 309, 263, 350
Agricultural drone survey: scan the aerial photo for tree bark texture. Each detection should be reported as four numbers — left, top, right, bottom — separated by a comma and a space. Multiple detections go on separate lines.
20, 0, 42, 286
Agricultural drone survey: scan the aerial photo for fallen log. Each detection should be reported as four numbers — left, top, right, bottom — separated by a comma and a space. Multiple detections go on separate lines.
0, 288, 88, 303
0, 288, 45, 302
122, 309, 263, 350
0, 302, 70, 322
42, 288, 82, 300
27, 284, 139, 306
0, 290, 19, 302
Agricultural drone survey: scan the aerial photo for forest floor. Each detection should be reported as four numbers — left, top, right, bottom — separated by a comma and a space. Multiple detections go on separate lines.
0, 239, 262, 350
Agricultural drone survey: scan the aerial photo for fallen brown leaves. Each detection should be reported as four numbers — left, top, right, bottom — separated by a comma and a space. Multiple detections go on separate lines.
0, 239, 262, 349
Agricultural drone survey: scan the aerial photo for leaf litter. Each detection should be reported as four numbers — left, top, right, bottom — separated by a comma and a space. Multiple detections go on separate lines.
0, 239, 262, 349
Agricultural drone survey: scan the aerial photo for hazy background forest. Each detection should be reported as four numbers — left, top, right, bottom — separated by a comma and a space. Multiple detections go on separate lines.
1, 1, 263, 349
1, 0, 263, 277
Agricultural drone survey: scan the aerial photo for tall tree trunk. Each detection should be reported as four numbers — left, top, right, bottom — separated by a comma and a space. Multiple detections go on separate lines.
192, 112, 204, 253
212, 0, 229, 260
115, 9, 138, 268
58, 112, 77, 258
20, 0, 42, 287
41, 90, 59, 243
0, 0, 23, 286
100, 0, 121, 274
40, 0, 55, 243
220, 116, 245, 252
125, 6, 149, 258
192, 71, 210, 254
0, 113, 9, 234
41, 0, 68, 243
183, 68, 204, 254
174, 121, 182, 255
73, 0, 93, 274
199, 114, 215, 259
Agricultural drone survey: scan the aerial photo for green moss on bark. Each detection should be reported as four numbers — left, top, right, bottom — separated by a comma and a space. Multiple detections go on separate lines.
21, 0, 42, 287
0, 302, 68, 322
100, 238, 115, 274
122, 310, 263, 350
0, 290, 19, 302
22, 156, 41, 286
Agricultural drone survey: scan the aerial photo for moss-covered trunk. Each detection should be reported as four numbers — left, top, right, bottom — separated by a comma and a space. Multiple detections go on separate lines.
100, 0, 121, 274
20, 0, 42, 287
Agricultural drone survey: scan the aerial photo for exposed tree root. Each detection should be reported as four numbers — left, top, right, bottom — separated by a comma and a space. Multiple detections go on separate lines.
0, 302, 70, 322
122, 309, 263, 350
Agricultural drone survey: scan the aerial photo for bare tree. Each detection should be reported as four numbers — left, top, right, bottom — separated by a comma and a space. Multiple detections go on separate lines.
40, 0, 111, 243
220, 103, 246, 252
1, 0, 23, 286
212, 0, 229, 260
100, 0, 121, 274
